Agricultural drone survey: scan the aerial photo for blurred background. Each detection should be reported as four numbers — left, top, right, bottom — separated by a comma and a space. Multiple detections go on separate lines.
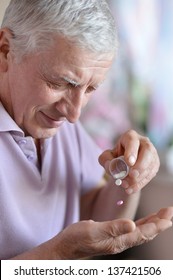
81, 0, 173, 151
1, 0, 173, 259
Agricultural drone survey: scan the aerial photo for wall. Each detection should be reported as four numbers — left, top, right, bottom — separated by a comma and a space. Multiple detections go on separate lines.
81, 0, 173, 151
0, 0, 10, 25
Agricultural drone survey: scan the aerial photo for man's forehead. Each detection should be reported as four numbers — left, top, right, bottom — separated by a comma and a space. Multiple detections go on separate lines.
38, 51, 110, 88
40, 65, 80, 85
40, 63, 104, 87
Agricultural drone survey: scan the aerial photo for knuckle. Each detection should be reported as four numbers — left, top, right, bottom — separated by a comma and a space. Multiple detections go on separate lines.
81, 220, 95, 236
144, 141, 152, 149
142, 139, 153, 151
98, 149, 112, 165
144, 136, 151, 143
125, 129, 138, 140
141, 136, 155, 150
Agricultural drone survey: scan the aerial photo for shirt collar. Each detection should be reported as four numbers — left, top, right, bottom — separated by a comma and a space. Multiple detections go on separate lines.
0, 102, 24, 137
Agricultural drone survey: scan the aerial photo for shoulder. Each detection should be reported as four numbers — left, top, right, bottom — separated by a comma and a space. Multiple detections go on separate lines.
55, 121, 102, 154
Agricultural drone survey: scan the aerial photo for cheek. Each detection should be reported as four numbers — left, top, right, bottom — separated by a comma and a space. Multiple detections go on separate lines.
26, 85, 53, 106
82, 94, 93, 108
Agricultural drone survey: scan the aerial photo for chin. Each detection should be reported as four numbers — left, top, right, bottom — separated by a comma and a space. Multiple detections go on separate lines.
32, 127, 59, 139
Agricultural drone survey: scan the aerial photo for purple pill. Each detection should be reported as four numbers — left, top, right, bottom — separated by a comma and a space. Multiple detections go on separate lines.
116, 200, 124, 206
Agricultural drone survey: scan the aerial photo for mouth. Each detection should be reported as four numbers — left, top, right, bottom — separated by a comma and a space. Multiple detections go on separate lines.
38, 111, 66, 128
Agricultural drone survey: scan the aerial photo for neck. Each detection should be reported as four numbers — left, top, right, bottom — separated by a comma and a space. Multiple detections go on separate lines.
34, 139, 42, 169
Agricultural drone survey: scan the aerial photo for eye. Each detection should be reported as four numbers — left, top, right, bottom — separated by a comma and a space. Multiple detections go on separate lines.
46, 81, 76, 91
46, 81, 62, 90
67, 83, 77, 89
85, 86, 97, 94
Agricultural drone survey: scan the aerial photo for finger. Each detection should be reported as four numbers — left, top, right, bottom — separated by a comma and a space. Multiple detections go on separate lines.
129, 140, 159, 181
138, 219, 173, 237
135, 207, 173, 226
114, 219, 172, 254
130, 136, 157, 171
99, 130, 142, 180
123, 142, 159, 193
157, 207, 173, 220
135, 213, 157, 226
116, 130, 141, 167
76, 219, 136, 257
123, 167, 157, 194
98, 219, 136, 237
91, 219, 137, 255
122, 168, 156, 194
98, 150, 114, 174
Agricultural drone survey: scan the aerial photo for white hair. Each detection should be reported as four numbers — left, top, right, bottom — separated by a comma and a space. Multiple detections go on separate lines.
1, 0, 118, 61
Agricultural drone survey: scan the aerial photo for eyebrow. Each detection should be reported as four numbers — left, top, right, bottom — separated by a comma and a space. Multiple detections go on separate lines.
42, 71, 80, 87
61, 76, 100, 91
40, 67, 102, 90
62, 76, 80, 87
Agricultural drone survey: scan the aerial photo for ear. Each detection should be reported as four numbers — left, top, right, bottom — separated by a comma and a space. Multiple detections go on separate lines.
0, 28, 12, 72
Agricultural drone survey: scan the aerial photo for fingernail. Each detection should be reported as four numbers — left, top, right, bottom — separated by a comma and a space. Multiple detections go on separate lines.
129, 169, 139, 178
126, 188, 133, 195
128, 155, 136, 166
122, 180, 129, 189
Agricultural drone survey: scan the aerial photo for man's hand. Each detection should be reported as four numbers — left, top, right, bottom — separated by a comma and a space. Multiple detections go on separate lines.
54, 207, 173, 259
99, 130, 160, 194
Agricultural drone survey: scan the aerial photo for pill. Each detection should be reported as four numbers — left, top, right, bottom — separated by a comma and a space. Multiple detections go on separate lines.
113, 171, 127, 179
115, 179, 122, 186
117, 200, 124, 206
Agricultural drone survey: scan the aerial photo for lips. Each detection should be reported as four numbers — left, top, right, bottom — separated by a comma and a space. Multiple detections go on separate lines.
38, 111, 65, 128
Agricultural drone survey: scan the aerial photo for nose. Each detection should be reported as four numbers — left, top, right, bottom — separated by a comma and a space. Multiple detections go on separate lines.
67, 99, 82, 123
57, 89, 85, 123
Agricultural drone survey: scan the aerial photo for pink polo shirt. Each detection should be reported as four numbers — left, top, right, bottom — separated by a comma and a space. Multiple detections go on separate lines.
0, 103, 104, 259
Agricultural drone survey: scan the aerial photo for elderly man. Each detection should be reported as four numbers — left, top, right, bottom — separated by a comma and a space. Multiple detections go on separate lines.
0, 0, 172, 260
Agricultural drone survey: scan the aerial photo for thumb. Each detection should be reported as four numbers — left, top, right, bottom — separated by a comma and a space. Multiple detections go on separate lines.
100, 219, 136, 237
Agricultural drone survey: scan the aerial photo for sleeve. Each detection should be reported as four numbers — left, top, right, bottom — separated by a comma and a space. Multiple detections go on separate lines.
75, 121, 105, 195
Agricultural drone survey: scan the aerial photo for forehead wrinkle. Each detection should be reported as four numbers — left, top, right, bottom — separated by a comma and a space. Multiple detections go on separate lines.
39, 60, 105, 89
39, 62, 80, 85
38, 63, 57, 80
